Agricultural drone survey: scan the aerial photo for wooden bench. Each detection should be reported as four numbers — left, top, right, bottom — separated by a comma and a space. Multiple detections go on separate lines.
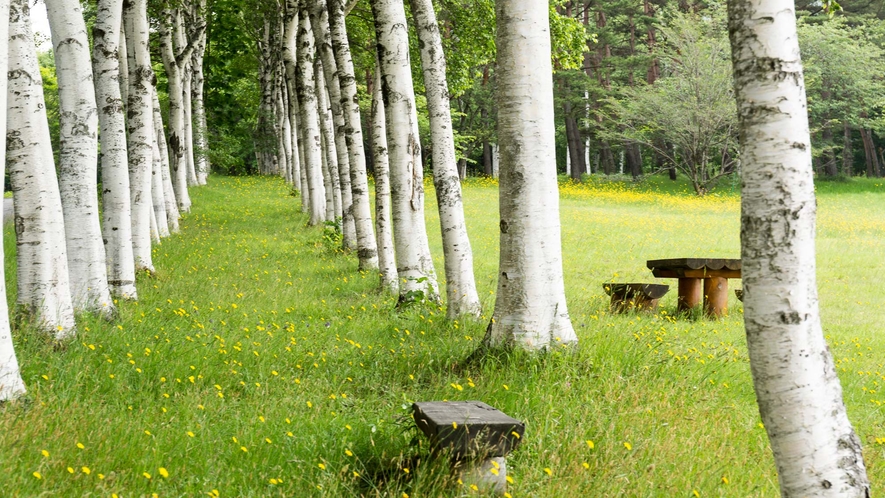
646, 258, 741, 317
603, 283, 670, 313
413, 401, 524, 495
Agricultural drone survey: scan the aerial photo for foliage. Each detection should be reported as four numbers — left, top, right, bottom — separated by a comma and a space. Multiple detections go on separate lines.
3, 175, 885, 495
37, 50, 60, 163
599, 9, 737, 195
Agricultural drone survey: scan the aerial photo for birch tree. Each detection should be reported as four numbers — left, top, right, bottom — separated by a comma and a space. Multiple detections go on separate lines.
93, 0, 137, 298
308, 0, 355, 248
370, 62, 398, 294
7, 0, 76, 336
47, 0, 114, 315
295, 6, 327, 226
123, 0, 155, 272
191, 0, 210, 185
328, 0, 378, 270
727, 0, 869, 494
158, 7, 193, 213
371, 0, 439, 303
484, 0, 577, 349
315, 66, 342, 221
0, 0, 26, 401
411, 0, 481, 318
153, 87, 181, 233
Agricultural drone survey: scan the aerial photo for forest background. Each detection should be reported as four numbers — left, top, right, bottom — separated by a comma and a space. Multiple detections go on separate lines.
32, 0, 885, 194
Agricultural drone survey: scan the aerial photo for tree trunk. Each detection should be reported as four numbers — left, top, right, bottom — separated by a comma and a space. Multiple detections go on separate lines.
7, 0, 77, 337
191, 0, 209, 185
485, 0, 577, 350
281, 3, 303, 195
411, 0, 481, 318
0, 0, 28, 400
370, 58, 398, 294
727, 0, 870, 494
175, 11, 198, 187
295, 7, 326, 226
46, 0, 114, 315
124, 0, 155, 272
158, 8, 192, 213
152, 86, 181, 233
371, 0, 439, 303
94, 0, 137, 299
309, 0, 356, 248
626, 142, 642, 178
151, 114, 170, 239
316, 64, 339, 222
842, 122, 853, 177
328, 0, 379, 270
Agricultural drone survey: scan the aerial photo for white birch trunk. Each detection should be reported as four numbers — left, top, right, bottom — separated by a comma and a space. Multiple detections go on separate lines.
295, 8, 327, 226
282, 3, 303, 195
123, 0, 155, 272
486, 0, 577, 349
7, 0, 76, 337
281, 89, 294, 185
308, 0, 356, 248
153, 87, 181, 233
94, 0, 137, 299
0, 0, 26, 401
151, 119, 170, 238
47, 0, 114, 315
149, 200, 160, 243
158, 8, 192, 213
371, 62, 398, 294
190, 0, 209, 185
192, 30, 209, 185
411, 0, 481, 319
371, 0, 439, 303
175, 11, 198, 187
328, 0, 378, 269
315, 65, 342, 221
727, 0, 869, 495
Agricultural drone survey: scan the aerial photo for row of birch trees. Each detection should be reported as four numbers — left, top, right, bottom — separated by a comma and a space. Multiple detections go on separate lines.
252, 0, 872, 494
0, 0, 210, 400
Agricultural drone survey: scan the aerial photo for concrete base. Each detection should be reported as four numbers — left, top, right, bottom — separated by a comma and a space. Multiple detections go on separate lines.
457, 457, 507, 495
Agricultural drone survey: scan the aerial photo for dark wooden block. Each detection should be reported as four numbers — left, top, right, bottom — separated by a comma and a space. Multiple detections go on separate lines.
412, 401, 524, 459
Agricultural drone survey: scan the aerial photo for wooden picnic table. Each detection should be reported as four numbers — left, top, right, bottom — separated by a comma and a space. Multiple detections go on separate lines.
646, 258, 741, 317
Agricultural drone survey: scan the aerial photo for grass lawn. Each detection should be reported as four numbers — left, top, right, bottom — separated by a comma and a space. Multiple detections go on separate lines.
1, 174, 884, 497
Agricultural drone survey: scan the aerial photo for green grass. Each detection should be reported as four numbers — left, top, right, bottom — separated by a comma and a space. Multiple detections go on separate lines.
1, 174, 884, 497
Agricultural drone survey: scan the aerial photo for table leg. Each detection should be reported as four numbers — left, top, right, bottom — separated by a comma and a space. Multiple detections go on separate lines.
677, 278, 702, 313
704, 277, 728, 317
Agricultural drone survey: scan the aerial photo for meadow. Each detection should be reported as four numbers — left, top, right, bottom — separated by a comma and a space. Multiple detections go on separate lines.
1, 174, 884, 497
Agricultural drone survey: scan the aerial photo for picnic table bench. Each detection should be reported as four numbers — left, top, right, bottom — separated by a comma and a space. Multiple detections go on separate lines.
646, 258, 741, 317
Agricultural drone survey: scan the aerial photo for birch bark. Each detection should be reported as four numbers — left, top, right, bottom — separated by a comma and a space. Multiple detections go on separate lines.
727, 0, 869, 495
174, 11, 198, 186
158, 8, 192, 213
295, 7, 327, 226
153, 87, 181, 233
371, 0, 439, 303
486, 0, 577, 349
151, 119, 170, 238
308, 0, 355, 246
47, 0, 114, 315
0, 0, 26, 400
7, 0, 76, 336
123, 0, 155, 272
191, 0, 209, 185
328, 0, 378, 269
371, 62, 398, 294
410, 0, 481, 318
282, 0, 303, 194
94, 0, 137, 298
316, 65, 342, 221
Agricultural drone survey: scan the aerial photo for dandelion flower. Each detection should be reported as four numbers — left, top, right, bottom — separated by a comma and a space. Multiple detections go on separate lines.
32, 471, 42, 479
159, 467, 169, 478
544, 467, 552, 476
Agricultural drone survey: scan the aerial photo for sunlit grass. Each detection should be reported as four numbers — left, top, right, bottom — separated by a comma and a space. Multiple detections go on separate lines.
0, 173, 883, 496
